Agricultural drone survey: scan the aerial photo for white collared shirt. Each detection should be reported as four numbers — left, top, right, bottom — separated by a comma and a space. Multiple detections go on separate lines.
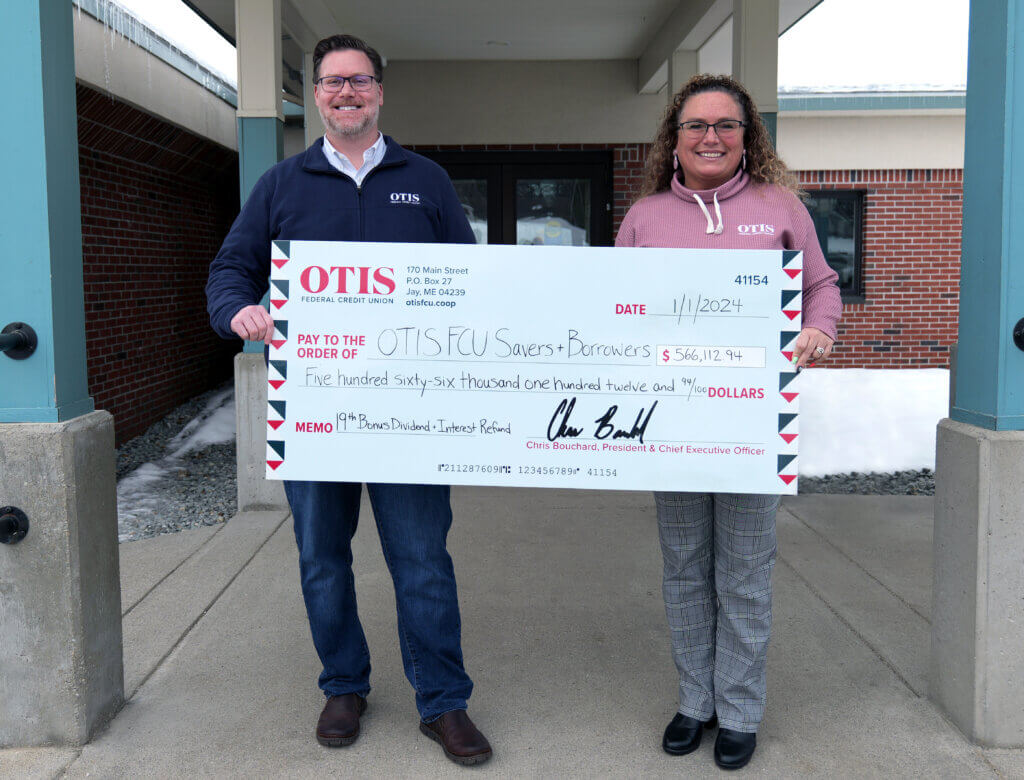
322, 133, 386, 186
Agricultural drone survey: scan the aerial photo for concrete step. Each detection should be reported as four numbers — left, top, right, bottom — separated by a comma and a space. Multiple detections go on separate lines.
777, 503, 932, 696
119, 524, 221, 615
119, 510, 289, 698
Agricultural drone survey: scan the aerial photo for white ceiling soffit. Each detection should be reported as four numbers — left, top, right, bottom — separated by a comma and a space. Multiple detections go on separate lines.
188, 0, 819, 77
780, 0, 824, 34
637, 0, 821, 93
183, 0, 234, 43
318, 0, 681, 60
184, 0, 331, 99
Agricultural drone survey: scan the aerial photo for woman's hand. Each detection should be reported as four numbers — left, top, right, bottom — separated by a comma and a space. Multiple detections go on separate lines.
792, 327, 834, 369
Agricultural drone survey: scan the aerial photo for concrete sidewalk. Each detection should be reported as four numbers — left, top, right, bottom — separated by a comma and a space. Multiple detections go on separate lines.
3, 491, 1023, 778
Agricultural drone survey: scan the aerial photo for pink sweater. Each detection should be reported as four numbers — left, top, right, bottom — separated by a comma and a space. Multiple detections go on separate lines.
616, 170, 842, 340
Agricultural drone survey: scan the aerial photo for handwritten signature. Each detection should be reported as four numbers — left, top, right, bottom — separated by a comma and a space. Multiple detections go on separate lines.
546, 396, 657, 444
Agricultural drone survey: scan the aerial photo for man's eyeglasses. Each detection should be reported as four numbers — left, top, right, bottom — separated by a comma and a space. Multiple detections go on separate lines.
315, 75, 378, 93
677, 120, 747, 139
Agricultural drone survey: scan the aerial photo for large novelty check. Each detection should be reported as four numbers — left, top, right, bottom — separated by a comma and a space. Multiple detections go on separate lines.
265, 241, 803, 494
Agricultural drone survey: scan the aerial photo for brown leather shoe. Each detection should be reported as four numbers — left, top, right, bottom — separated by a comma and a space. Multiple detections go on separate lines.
419, 710, 493, 765
316, 693, 367, 747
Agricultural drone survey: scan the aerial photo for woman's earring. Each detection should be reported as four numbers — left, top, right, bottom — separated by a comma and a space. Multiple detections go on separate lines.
673, 153, 679, 170
741, 151, 747, 170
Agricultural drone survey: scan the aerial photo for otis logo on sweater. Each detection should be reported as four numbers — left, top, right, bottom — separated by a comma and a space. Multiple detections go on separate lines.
737, 224, 776, 235
390, 192, 421, 204
299, 265, 396, 295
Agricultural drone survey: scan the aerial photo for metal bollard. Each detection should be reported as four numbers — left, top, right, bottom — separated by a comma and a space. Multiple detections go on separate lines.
0, 507, 30, 544
0, 322, 38, 360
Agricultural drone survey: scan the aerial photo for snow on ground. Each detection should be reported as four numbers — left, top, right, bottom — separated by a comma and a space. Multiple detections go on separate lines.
167, 386, 236, 457
114, 461, 171, 531
798, 369, 948, 476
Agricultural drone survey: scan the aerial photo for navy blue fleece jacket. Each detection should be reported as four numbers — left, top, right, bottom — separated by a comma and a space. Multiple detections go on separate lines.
206, 136, 474, 339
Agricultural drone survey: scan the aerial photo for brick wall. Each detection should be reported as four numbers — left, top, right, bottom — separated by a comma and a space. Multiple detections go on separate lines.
612, 143, 651, 236
413, 142, 963, 370
797, 170, 962, 368
77, 84, 240, 444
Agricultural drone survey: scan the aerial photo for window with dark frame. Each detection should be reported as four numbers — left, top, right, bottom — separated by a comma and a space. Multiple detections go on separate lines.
419, 151, 613, 247
803, 189, 865, 300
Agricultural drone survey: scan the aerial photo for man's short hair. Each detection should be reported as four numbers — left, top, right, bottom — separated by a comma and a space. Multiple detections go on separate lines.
313, 34, 384, 82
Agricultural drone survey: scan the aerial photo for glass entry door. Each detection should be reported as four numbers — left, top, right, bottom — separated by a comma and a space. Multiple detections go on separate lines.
511, 172, 593, 246
426, 152, 612, 246
451, 178, 491, 245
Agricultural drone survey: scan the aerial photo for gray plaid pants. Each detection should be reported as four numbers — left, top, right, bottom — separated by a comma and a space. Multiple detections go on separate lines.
655, 491, 779, 733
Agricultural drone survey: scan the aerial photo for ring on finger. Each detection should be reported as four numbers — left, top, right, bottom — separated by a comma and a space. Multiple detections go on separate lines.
814, 346, 825, 356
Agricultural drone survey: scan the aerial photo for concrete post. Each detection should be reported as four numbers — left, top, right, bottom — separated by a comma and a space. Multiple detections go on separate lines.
931, 0, 1024, 747
235, 353, 287, 509
731, 0, 778, 144
932, 419, 1024, 746
0, 1, 123, 746
0, 413, 123, 747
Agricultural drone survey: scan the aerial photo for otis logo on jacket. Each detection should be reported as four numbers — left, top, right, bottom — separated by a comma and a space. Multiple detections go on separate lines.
390, 192, 421, 204
736, 223, 775, 235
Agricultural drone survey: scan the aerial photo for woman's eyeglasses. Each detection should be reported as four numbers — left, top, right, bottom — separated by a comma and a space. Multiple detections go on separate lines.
677, 120, 747, 139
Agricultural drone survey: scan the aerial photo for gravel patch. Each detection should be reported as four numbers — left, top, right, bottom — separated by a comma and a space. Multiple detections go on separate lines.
116, 384, 237, 543
798, 469, 934, 495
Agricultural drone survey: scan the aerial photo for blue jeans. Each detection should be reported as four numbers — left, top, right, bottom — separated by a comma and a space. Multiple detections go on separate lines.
284, 480, 473, 720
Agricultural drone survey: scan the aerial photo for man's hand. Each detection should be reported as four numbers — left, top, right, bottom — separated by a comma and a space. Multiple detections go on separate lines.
230, 304, 275, 344
791, 327, 834, 369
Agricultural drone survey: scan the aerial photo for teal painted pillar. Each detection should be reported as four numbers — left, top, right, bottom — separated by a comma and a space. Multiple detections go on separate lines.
234, 0, 285, 353
233, 0, 288, 512
931, 0, 1024, 747
237, 116, 284, 202
237, 117, 284, 355
763, 112, 777, 147
0, 0, 93, 422
0, 2, 123, 747
952, 0, 1024, 430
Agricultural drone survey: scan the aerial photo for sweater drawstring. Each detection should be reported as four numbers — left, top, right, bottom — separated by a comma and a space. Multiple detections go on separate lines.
692, 192, 724, 235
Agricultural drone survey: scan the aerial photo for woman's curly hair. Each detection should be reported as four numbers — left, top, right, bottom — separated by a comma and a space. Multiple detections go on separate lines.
638, 74, 799, 199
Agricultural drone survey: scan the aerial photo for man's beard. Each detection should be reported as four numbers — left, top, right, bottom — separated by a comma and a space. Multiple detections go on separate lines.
319, 104, 379, 139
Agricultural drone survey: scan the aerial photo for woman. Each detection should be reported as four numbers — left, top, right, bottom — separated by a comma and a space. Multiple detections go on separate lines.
616, 74, 841, 770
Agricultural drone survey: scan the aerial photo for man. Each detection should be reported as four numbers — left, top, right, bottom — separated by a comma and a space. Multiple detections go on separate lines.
206, 34, 491, 766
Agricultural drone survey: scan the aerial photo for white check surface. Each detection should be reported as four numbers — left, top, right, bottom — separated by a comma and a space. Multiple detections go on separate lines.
265, 241, 802, 494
